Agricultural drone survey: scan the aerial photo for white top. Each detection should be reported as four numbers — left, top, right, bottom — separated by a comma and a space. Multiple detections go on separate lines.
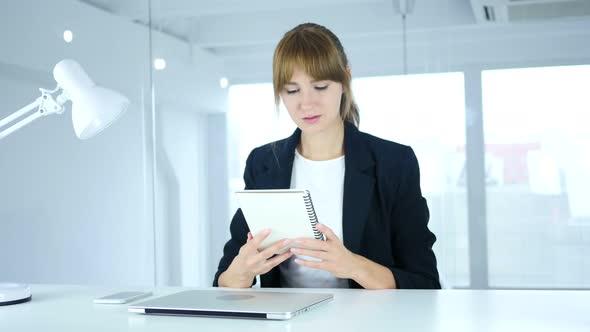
2, 285, 588, 331
280, 150, 349, 288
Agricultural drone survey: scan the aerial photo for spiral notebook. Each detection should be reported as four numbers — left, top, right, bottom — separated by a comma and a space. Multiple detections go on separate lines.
235, 189, 325, 253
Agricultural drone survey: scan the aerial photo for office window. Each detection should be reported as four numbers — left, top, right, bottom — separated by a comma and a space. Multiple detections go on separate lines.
482, 65, 590, 288
227, 83, 295, 191
354, 73, 468, 288
228, 72, 468, 288
226, 84, 295, 220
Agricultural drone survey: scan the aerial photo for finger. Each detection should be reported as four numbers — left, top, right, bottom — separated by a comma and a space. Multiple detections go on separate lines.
242, 231, 266, 255
294, 257, 324, 270
239, 241, 256, 256
293, 238, 330, 251
258, 238, 291, 260
290, 248, 328, 260
250, 229, 272, 247
262, 251, 294, 272
316, 223, 341, 242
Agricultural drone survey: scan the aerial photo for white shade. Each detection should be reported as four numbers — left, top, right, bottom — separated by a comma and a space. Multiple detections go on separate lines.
53, 59, 129, 139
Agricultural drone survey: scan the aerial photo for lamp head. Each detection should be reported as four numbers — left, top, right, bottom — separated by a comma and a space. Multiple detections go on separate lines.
53, 59, 129, 139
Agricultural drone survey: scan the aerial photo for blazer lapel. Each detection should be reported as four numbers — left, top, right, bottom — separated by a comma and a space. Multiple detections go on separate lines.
255, 128, 301, 189
342, 121, 375, 254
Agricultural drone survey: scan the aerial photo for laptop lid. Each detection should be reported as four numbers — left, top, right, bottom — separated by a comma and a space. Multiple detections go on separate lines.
128, 290, 333, 320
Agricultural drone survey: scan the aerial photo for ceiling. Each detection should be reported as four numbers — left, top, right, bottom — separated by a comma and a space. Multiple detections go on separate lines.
78, 0, 590, 48
78, 0, 590, 82
78, 0, 476, 55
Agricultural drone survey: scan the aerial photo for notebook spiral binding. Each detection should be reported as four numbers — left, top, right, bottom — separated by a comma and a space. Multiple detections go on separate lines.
303, 190, 325, 241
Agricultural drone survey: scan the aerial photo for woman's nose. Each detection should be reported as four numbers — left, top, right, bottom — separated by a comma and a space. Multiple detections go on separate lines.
300, 90, 314, 110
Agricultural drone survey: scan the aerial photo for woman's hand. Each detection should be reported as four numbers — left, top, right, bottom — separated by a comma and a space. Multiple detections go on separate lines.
291, 223, 397, 289
218, 229, 293, 288
290, 223, 363, 279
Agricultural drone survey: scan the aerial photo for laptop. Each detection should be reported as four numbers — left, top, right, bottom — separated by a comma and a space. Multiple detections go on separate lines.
128, 289, 333, 320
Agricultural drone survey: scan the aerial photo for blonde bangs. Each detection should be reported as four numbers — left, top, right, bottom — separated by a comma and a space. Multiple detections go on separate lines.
273, 31, 348, 106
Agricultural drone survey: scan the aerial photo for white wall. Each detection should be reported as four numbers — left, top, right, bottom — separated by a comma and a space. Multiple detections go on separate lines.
152, 110, 229, 287
206, 113, 230, 285
154, 107, 207, 286
0, 0, 227, 287
150, 13, 229, 287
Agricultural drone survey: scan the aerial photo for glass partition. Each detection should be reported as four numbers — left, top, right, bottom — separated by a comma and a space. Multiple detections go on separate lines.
0, 0, 153, 286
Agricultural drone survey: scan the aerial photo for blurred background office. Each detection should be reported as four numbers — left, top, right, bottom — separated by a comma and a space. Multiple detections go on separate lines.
1, 0, 589, 289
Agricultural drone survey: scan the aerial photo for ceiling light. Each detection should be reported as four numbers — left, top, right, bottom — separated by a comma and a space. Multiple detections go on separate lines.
153, 58, 166, 71
63, 30, 73, 43
219, 77, 229, 89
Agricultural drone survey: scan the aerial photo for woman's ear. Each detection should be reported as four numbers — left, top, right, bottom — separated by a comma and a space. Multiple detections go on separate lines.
346, 66, 352, 75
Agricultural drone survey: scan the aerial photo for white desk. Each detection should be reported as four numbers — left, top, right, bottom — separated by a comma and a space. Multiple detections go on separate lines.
1, 285, 588, 331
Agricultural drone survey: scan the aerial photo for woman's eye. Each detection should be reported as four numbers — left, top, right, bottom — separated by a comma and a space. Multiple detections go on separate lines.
286, 89, 299, 94
315, 85, 328, 91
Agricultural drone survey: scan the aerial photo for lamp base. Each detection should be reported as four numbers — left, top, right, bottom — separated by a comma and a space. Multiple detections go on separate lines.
0, 283, 32, 306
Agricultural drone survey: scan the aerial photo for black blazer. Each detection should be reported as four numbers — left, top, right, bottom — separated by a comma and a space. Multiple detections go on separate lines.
213, 121, 440, 289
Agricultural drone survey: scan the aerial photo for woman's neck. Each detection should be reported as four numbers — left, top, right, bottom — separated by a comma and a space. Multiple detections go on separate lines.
297, 121, 345, 161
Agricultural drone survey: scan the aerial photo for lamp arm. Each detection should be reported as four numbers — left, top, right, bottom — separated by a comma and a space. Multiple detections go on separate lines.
0, 106, 48, 140
0, 88, 66, 140
0, 97, 41, 129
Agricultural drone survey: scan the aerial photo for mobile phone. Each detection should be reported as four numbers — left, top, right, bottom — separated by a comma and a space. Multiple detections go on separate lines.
93, 291, 152, 304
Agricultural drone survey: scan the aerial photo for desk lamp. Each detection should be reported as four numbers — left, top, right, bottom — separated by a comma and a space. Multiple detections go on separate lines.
0, 59, 130, 305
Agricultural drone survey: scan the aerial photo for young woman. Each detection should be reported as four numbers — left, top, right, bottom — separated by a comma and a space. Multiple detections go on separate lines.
214, 23, 440, 290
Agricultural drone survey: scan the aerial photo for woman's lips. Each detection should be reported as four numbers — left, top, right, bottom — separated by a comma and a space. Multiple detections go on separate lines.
303, 115, 321, 124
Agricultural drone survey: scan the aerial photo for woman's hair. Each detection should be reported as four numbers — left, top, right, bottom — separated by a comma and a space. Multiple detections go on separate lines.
272, 23, 360, 127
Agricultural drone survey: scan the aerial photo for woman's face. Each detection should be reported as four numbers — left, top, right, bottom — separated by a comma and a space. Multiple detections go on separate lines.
280, 66, 343, 135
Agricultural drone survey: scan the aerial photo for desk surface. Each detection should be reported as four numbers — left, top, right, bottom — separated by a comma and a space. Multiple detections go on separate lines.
1, 285, 588, 331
